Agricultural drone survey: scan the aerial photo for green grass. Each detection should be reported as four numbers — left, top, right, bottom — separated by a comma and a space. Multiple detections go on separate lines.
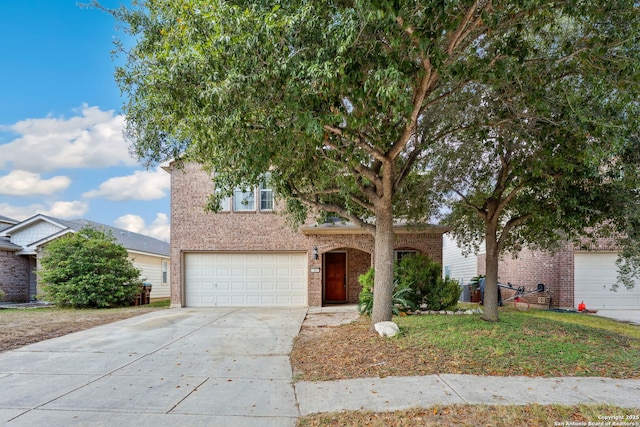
148, 299, 171, 308
393, 307, 640, 378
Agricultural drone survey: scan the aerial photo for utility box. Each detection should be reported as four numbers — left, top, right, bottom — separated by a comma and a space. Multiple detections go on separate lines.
459, 284, 471, 302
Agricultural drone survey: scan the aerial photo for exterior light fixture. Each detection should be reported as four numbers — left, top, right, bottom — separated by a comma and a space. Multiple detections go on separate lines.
312, 246, 319, 260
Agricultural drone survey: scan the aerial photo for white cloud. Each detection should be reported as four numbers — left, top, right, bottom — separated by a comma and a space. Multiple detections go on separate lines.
115, 213, 170, 242
0, 201, 88, 221
46, 201, 89, 218
0, 170, 71, 196
83, 167, 170, 201
0, 105, 138, 173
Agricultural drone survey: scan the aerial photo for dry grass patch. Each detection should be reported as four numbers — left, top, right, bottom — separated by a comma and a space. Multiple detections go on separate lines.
297, 404, 638, 427
0, 304, 168, 353
291, 308, 640, 381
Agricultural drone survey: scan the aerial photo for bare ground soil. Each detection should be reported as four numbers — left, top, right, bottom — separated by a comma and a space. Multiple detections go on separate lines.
0, 306, 166, 353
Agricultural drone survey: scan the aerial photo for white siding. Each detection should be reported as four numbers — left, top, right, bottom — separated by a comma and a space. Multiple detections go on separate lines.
12, 222, 64, 247
442, 234, 484, 285
129, 253, 170, 299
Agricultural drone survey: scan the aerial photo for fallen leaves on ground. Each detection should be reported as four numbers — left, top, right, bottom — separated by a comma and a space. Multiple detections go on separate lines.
291, 318, 459, 381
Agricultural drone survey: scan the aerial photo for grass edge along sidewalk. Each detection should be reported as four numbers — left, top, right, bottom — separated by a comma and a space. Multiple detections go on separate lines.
291, 307, 640, 382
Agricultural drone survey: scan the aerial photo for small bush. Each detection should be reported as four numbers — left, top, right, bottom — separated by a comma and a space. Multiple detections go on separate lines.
358, 254, 462, 315
396, 254, 461, 311
38, 227, 144, 308
358, 276, 416, 316
0, 288, 5, 301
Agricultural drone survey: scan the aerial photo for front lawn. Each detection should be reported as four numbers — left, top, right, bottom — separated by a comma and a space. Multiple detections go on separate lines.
290, 307, 640, 381
297, 404, 639, 427
0, 301, 170, 353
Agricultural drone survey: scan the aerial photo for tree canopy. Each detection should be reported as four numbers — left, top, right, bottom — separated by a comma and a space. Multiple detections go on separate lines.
111, 0, 639, 323
426, 11, 640, 319
39, 227, 144, 308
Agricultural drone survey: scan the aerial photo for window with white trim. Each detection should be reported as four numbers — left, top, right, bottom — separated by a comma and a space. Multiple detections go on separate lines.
259, 174, 273, 211
394, 250, 417, 261
215, 188, 230, 211
233, 188, 255, 211
162, 261, 168, 283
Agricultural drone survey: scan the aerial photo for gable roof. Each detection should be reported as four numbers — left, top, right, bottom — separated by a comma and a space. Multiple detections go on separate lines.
0, 214, 18, 232
0, 236, 22, 251
0, 214, 169, 257
60, 218, 170, 256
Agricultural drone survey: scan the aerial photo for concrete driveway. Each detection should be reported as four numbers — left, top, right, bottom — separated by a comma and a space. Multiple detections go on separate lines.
0, 307, 307, 427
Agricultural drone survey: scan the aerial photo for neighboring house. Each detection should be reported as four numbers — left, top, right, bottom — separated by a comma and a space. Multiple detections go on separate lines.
0, 215, 25, 300
164, 161, 448, 308
0, 214, 170, 303
443, 233, 640, 311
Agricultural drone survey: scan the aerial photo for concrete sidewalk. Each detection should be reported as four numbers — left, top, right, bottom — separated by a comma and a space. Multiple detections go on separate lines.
295, 375, 640, 415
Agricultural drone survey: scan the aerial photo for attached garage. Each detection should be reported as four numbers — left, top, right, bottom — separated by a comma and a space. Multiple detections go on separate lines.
574, 252, 640, 310
184, 252, 308, 307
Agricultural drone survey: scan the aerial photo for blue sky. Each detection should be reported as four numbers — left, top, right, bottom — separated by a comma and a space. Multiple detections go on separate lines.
0, 0, 170, 241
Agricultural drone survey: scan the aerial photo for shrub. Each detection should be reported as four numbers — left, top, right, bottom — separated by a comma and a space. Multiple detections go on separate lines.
0, 288, 4, 301
425, 276, 463, 311
38, 227, 144, 308
395, 254, 461, 311
358, 269, 417, 316
358, 254, 462, 315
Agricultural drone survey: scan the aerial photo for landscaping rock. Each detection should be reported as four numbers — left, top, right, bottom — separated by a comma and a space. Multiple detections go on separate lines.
374, 321, 399, 337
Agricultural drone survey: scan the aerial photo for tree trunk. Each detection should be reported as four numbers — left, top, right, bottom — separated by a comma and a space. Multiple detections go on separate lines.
370, 201, 395, 326
482, 227, 500, 322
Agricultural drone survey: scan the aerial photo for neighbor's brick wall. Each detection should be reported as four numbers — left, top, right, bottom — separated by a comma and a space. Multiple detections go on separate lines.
477, 245, 576, 309
555, 246, 575, 309
170, 161, 446, 307
0, 250, 29, 302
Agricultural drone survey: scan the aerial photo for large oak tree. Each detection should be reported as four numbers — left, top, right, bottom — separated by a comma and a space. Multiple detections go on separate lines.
110, 0, 638, 324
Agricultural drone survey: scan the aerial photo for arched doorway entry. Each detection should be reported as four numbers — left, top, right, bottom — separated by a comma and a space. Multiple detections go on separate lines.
323, 247, 371, 304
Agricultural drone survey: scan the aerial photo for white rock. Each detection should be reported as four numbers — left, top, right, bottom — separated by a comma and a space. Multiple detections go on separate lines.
465, 310, 474, 315
374, 321, 399, 337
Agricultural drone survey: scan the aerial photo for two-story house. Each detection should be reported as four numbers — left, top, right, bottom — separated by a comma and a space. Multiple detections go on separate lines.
165, 161, 448, 308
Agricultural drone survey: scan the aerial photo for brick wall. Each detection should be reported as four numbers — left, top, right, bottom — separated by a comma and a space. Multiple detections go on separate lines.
477, 245, 576, 309
0, 250, 29, 302
170, 161, 446, 307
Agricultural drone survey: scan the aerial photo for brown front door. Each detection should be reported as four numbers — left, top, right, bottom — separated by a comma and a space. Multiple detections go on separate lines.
324, 252, 347, 302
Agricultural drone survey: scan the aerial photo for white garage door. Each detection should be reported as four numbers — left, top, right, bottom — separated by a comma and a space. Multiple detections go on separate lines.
574, 253, 640, 310
184, 252, 307, 307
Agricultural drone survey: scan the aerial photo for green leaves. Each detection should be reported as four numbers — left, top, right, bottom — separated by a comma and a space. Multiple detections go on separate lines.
38, 227, 144, 308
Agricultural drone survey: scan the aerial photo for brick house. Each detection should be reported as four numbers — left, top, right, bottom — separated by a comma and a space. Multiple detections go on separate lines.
0, 215, 27, 302
0, 214, 171, 303
443, 233, 640, 311
164, 161, 448, 308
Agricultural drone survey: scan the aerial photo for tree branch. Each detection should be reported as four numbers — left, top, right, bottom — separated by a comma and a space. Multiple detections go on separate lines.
497, 213, 532, 251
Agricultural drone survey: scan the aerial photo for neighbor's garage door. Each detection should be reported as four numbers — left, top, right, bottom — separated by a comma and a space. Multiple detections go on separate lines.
574, 252, 640, 310
184, 252, 307, 307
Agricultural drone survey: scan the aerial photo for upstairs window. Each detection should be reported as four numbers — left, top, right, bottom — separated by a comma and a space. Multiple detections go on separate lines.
215, 188, 230, 211
260, 174, 273, 211
233, 188, 255, 211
